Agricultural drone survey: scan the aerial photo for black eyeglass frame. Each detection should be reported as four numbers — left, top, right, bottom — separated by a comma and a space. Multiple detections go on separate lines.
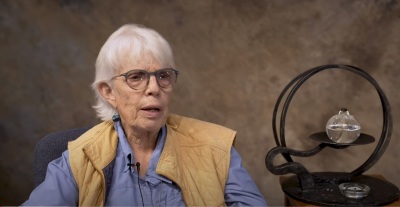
110, 68, 180, 90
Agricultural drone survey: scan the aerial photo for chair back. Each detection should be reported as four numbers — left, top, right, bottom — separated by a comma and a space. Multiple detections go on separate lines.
33, 127, 90, 187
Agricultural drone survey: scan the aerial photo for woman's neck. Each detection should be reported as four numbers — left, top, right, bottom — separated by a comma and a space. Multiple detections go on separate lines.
123, 126, 159, 177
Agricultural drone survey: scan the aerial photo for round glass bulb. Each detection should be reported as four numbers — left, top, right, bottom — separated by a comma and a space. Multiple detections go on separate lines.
326, 108, 361, 143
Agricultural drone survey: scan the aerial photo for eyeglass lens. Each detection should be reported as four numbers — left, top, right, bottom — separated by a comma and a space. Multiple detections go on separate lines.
125, 69, 177, 89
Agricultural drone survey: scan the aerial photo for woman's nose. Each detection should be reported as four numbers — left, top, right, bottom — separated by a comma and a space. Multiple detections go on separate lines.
145, 75, 160, 95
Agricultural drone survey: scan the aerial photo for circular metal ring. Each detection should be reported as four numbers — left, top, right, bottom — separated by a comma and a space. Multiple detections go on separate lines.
272, 64, 392, 178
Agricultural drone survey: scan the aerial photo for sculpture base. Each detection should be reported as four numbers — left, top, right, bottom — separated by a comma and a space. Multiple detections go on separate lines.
281, 173, 399, 206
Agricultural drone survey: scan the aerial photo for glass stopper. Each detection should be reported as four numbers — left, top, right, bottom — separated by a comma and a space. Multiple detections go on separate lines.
339, 183, 370, 199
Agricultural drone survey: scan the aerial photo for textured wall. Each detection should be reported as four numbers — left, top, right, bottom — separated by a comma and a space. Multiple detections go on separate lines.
1, 0, 400, 205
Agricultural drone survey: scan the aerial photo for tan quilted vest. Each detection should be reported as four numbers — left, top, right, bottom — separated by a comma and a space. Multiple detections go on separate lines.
68, 114, 236, 206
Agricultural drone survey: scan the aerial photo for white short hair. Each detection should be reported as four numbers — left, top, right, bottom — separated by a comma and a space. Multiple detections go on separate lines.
92, 24, 175, 121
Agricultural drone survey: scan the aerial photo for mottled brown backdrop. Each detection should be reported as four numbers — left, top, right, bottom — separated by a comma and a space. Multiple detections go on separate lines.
1, 0, 400, 205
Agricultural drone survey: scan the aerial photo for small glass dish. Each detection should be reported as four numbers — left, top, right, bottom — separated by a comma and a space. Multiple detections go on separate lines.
339, 183, 370, 199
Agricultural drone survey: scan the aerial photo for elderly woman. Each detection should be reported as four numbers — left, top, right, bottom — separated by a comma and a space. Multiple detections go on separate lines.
23, 24, 267, 206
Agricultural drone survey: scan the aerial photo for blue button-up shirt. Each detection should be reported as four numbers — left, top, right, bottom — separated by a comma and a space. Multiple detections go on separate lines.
23, 121, 267, 206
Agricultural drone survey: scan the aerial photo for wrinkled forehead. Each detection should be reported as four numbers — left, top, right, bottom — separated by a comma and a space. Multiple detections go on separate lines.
119, 55, 160, 71
116, 48, 173, 73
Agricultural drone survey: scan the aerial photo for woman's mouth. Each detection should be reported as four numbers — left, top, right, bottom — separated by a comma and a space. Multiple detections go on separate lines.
141, 106, 162, 118
142, 106, 161, 111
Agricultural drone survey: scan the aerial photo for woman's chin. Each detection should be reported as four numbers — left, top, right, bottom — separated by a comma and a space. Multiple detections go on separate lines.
137, 119, 165, 133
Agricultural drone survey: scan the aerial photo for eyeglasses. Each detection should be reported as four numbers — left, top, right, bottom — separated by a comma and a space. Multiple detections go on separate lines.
110, 68, 179, 90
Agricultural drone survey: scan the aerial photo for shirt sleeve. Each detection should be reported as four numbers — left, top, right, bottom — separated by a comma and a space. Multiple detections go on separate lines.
225, 147, 268, 206
22, 151, 79, 206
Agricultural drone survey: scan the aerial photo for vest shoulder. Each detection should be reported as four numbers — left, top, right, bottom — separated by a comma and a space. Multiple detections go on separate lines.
68, 121, 114, 151
167, 114, 236, 144
168, 114, 235, 132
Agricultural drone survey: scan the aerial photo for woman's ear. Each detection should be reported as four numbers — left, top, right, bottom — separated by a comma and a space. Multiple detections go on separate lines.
98, 82, 117, 107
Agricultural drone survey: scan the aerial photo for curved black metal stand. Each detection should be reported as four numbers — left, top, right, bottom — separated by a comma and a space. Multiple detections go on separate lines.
265, 64, 399, 206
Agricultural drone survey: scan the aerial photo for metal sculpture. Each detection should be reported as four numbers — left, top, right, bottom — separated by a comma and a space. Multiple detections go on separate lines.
265, 64, 399, 206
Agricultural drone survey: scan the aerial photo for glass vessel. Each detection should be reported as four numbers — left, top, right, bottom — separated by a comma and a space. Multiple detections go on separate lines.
326, 108, 361, 143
